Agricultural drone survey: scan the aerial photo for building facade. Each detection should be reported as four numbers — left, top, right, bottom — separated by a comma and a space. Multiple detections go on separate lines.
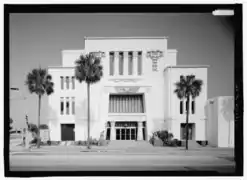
48, 37, 208, 142
205, 96, 234, 147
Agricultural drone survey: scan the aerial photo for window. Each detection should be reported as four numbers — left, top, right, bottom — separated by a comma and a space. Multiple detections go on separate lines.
128, 52, 133, 75
60, 97, 64, 115
138, 51, 142, 75
109, 95, 144, 113
186, 100, 190, 113
191, 100, 195, 114
180, 101, 183, 114
109, 52, 114, 76
60, 77, 64, 90
72, 76, 75, 89
66, 97, 69, 114
66, 77, 69, 89
72, 97, 75, 115
119, 52, 124, 75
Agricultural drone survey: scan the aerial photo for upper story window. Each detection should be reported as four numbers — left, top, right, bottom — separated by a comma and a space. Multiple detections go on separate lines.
72, 76, 75, 89
109, 52, 114, 76
66, 76, 69, 89
191, 100, 195, 114
119, 52, 124, 75
180, 100, 183, 114
109, 95, 144, 113
186, 100, 189, 113
128, 52, 133, 75
138, 51, 142, 75
60, 77, 64, 90
72, 97, 75, 115
60, 97, 64, 115
66, 97, 69, 115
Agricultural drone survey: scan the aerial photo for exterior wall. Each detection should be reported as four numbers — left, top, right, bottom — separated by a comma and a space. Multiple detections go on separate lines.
205, 98, 218, 147
217, 96, 234, 147
47, 37, 210, 142
164, 67, 208, 140
62, 50, 85, 67
205, 96, 234, 147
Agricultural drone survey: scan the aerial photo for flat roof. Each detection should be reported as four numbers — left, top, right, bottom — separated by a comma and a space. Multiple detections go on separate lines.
84, 36, 168, 40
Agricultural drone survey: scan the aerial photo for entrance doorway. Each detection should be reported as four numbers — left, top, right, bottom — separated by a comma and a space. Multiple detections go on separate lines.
116, 127, 136, 140
115, 121, 137, 140
180, 123, 195, 140
61, 124, 75, 141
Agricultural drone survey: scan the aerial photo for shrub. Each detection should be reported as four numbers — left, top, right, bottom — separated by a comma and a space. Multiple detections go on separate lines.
39, 124, 49, 129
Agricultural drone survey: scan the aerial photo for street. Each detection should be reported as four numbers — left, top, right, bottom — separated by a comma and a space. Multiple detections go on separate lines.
9, 152, 235, 173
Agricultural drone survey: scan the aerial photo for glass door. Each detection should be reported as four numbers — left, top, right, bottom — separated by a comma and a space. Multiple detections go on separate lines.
131, 128, 136, 140
121, 128, 126, 140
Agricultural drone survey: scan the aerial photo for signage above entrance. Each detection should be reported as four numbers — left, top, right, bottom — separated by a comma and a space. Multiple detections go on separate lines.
115, 86, 140, 93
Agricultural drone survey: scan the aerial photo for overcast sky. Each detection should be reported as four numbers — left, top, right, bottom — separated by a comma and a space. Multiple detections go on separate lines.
9, 13, 234, 129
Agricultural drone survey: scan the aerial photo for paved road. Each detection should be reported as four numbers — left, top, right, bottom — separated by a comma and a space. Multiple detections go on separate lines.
9, 153, 235, 173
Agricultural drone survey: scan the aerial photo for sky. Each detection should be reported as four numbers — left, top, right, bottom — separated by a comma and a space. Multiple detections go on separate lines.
9, 13, 234, 129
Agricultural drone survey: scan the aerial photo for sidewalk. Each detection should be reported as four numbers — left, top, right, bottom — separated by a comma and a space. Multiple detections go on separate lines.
9, 144, 234, 158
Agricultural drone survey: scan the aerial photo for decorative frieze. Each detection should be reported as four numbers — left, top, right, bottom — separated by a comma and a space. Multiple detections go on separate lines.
115, 86, 140, 93
90, 51, 106, 58
146, 50, 163, 71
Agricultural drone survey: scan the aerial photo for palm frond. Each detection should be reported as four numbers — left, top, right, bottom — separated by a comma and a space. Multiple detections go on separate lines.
174, 74, 203, 99
25, 68, 54, 96
75, 52, 103, 84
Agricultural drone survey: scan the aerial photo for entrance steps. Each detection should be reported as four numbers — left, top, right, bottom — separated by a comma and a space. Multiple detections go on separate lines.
107, 140, 153, 150
181, 140, 202, 148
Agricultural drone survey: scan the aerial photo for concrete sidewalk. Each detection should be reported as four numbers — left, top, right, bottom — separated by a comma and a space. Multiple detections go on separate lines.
9, 145, 234, 159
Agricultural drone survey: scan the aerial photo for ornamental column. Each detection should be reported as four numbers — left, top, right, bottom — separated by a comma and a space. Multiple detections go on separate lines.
110, 121, 116, 140
137, 121, 143, 140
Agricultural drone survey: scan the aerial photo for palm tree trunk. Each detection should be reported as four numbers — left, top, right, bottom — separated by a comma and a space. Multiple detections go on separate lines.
37, 94, 41, 148
185, 96, 190, 150
87, 83, 91, 149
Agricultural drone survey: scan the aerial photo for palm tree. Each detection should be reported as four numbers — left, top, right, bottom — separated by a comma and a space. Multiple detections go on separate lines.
174, 75, 203, 150
75, 53, 103, 149
25, 67, 54, 148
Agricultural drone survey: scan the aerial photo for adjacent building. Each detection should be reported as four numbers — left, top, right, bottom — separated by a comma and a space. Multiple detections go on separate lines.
205, 96, 234, 147
48, 37, 208, 142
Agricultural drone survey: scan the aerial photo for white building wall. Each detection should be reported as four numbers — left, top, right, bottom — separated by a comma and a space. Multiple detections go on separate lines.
48, 37, 210, 142
164, 66, 208, 141
205, 96, 234, 147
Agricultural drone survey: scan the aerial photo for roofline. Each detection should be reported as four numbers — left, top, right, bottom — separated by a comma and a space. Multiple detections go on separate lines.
61, 49, 84, 52
48, 66, 75, 69
84, 36, 168, 40
164, 65, 210, 71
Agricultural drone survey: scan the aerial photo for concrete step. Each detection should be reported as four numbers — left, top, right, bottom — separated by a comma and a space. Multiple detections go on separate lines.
181, 140, 202, 148
108, 140, 153, 150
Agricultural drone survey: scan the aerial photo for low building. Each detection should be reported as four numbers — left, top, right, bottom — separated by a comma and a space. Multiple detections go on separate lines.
205, 96, 234, 147
47, 36, 208, 142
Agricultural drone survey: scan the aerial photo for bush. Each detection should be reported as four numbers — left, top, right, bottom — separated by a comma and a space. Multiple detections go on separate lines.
39, 124, 49, 129
197, 141, 208, 146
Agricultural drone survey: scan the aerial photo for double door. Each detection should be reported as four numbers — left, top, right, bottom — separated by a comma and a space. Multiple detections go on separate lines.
116, 127, 136, 140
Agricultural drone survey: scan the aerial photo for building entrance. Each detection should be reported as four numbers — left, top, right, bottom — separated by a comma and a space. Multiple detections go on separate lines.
115, 122, 137, 140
